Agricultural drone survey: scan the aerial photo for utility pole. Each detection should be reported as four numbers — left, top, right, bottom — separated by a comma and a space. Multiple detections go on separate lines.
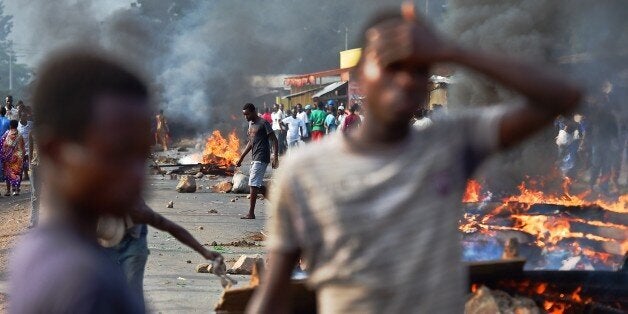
425, 0, 429, 15
9, 42, 12, 91
345, 26, 348, 51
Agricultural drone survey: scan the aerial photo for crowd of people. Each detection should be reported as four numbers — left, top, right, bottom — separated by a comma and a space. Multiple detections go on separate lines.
261, 101, 364, 155
554, 83, 626, 194
0, 96, 34, 198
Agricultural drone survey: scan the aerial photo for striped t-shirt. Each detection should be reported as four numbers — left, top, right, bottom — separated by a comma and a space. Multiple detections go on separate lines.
268, 106, 508, 313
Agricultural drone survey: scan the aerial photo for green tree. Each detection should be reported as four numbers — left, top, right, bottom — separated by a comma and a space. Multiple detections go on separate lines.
0, 1, 32, 100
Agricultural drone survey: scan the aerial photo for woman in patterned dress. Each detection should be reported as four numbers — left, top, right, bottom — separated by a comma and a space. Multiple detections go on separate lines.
1, 120, 25, 195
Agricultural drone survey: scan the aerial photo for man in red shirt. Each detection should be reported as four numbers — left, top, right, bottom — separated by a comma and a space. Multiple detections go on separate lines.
261, 107, 273, 124
342, 104, 362, 133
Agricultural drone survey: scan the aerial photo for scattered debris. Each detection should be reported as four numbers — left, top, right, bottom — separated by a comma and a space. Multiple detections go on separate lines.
219, 240, 258, 247
195, 172, 204, 179
249, 260, 265, 287
502, 238, 519, 259
186, 260, 192, 264
246, 194, 264, 200
176, 175, 197, 193
228, 254, 264, 275
167, 201, 174, 208
230, 198, 237, 203
177, 147, 189, 152
465, 286, 540, 314
211, 241, 218, 246
196, 263, 211, 273
245, 231, 266, 242
197, 226, 204, 230
208, 209, 218, 214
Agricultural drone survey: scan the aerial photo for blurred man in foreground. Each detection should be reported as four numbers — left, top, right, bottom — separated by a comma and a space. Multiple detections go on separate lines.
248, 7, 581, 314
9, 49, 151, 313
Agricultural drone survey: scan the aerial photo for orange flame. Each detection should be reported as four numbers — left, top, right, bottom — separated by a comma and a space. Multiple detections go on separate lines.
504, 178, 627, 214
202, 130, 240, 168
460, 177, 628, 268
463, 179, 482, 203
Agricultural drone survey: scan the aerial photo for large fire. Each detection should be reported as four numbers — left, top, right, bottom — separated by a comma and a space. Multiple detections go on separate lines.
461, 179, 628, 270
202, 130, 240, 168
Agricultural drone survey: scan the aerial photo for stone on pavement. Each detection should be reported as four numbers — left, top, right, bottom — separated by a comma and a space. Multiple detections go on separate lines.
211, 181, 233, 193
231, 173, 249, 194
227, 254, 264, 275
195, 172, 204, 179
167, 201, 174, 208
176, 175, 197, 193
196, 263, 211, 273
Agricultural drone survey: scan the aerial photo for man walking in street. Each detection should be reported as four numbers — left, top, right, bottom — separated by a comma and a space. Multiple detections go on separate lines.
236, 103, 279, 219
248, 7, 581, 314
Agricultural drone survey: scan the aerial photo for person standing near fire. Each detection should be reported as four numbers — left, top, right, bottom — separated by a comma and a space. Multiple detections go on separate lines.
248, 5, 582, 314
155, 109, 170, 151
236, 103, 279, 219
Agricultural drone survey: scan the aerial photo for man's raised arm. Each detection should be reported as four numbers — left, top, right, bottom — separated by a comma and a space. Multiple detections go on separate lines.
444, 47, 582, 149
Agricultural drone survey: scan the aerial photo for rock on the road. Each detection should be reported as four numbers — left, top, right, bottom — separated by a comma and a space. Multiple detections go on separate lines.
227, 254, 264, 275
196, 263, 211, 273
211, 181, 233, 193
231, 173, 249, 194
176, 175, 197, 193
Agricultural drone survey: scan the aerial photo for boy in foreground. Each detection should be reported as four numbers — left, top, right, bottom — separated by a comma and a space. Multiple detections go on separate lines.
9, 49, 152, 313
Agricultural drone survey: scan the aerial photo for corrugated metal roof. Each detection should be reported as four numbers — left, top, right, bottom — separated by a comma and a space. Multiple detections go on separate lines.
312, 81, 347, 98
281, 87, 323, 99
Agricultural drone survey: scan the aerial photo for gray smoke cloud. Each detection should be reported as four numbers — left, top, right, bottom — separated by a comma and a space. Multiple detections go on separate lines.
443, 0, 628, 196
6, 0, 448, 134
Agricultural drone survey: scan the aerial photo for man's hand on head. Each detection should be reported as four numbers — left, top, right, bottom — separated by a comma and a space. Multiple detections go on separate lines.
364, 12, 453, 70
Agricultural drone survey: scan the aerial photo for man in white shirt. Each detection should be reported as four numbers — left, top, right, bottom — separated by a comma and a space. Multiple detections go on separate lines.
295, 103, 310, 141
248, 8, 581, 314
281, 109, 306, 150
270, 104, 285, 154
5, 95, 18, 121
17, 111, 33, 180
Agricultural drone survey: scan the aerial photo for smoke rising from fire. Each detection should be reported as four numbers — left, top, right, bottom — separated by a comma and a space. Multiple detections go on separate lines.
6, 0, 447, 133
443, 0, 627, 196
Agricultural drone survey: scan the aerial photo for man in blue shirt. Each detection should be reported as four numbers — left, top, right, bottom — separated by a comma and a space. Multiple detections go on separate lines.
0, 107, 9, 135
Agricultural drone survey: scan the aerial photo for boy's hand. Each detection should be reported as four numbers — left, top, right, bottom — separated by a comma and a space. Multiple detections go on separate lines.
202, 249, 223, 261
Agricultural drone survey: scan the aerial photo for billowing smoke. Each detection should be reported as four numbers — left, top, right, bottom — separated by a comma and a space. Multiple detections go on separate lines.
5, 0, 448, 134
443, 0, 627, 197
